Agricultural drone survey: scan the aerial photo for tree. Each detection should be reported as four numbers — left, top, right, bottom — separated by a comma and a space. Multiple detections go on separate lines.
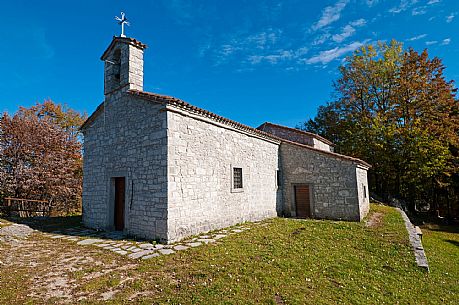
302, 40, 459, 217
0, 101, 86, 214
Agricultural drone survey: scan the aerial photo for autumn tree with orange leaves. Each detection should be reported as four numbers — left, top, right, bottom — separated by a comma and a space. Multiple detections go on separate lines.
302, 40, 459, 218
0, 101, 86, 215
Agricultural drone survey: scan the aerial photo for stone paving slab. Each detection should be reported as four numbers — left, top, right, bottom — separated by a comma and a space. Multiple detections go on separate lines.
187, 242, 202, 247
197, 238, 216, 244
128, 250, 155, 259
174, 245, 189, 251
139, 243, 154, 249
51, 235, 65, 239
96, 243, 110, 248
77, 239, 104, 245
398, 208, 429, 272
143, 253, 160, 259
158, 249, 175, 255
45, 222, 258, 260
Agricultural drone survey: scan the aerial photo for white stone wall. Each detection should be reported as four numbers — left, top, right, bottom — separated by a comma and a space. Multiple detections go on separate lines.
82, 92, 169, 241
104, 41, 144, 95
259, 123, 332, 152
312, 138, 332, 152
356, 166, 370, 220
166, 109, 280, 242
280, 143, 365, 221
126, 46, 144, 91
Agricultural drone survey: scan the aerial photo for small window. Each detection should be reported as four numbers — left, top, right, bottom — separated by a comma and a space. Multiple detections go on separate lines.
233, 167, 243, 189
113, 49, 121, 81
276, 170, 281, 187
363, 184, 367, 198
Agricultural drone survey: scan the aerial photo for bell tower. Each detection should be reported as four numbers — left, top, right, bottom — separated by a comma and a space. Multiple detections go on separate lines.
101, 36, 147, 95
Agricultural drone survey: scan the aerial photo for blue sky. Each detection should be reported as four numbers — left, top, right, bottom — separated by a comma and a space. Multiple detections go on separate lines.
1, 0, 458, 128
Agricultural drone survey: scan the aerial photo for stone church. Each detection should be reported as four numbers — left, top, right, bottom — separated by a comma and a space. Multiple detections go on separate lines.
81, 35, 371, 243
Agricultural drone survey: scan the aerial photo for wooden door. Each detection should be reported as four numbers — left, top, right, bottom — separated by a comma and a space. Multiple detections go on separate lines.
114, 177, 125, 231
295, 185, 311, 218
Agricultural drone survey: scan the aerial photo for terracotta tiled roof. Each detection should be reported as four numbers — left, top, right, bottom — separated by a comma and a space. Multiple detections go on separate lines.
128, 90, 281, 143
129, 90, 371, 168
80, 89, 370, 168
101, 36, 147, 60
281, 140, 371, 168
258, 122, 335, 146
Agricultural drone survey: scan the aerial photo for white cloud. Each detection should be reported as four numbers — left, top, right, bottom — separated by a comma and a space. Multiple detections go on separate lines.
331, 19, 367, 43
350, 19, 367, 27
427, 0, 440, 4
248, 47, 309, 65
312, 33, 331, 45
407, 34, 427, 41
246, 30, 281, 50
214, 28, 311, 67
305, 41, 366, 65
248, 51, 292, 65
311, 0, 349, 31
412, 7, 427, 15
365, 0, 379, 7
441, 38, 451, 45
219, 44, 242, 57
446, 13, 456, 23
389, 0, 418, 14
332, 25, 356, 43
425, 40, 438, 45
215, 28, 282, 62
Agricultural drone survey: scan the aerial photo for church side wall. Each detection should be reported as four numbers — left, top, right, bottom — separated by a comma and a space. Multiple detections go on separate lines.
356, 166, 370, 220
280, 143, 361, 221
166, 110, 280, 242
82, 92, 168, 241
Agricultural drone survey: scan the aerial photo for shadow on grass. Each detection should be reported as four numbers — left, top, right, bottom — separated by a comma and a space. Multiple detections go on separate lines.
2, 215, 141, 241
445, 239, 459, 247
424, 224, 459, 234
4, 215, 84, 233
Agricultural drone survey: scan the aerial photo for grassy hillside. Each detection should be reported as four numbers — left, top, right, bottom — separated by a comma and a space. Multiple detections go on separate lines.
0, 205, 458, 304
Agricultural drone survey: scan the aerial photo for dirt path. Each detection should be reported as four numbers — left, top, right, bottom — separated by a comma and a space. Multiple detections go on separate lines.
0, 223, 138, 303
365, 212, 384, 228
0, 219, 250, 304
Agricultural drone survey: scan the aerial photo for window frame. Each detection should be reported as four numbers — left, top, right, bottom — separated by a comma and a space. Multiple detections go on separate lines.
276, 169, 281, 189
231, 165, 244, 193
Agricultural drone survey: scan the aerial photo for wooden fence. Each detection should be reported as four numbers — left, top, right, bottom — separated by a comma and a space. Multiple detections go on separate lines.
0, 197, 51, 217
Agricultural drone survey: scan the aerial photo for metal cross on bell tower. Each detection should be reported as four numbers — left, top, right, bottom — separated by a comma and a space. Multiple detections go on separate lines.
115, 12, 130, 37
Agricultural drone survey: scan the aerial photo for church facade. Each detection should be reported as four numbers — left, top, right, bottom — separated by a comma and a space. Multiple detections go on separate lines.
81, 36, 371, 243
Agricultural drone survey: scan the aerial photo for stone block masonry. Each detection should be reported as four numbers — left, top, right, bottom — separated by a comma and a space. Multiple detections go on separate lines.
82, 93, 168, 241
398, 209, 429, 271
280, 142, 369, 221
82, 35, 371, 244
166, 110, 280, 242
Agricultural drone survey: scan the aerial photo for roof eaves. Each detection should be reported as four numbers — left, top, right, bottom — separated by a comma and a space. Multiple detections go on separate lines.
128, 90, 281, 144
282, 139, 371, 168
101, 36, 148, 60
80, 101, 105, 131
259, 122, 335, 146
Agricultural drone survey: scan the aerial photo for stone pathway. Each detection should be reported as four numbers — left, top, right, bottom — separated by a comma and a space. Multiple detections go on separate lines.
43, 224, 255, 260
0, 223, 35, 244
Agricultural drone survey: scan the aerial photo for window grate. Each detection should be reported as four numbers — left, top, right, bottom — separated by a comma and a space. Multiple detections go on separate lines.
233, 167, 243, 189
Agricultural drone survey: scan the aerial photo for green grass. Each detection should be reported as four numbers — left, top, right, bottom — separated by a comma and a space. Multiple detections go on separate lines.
0, 205, 458, 304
